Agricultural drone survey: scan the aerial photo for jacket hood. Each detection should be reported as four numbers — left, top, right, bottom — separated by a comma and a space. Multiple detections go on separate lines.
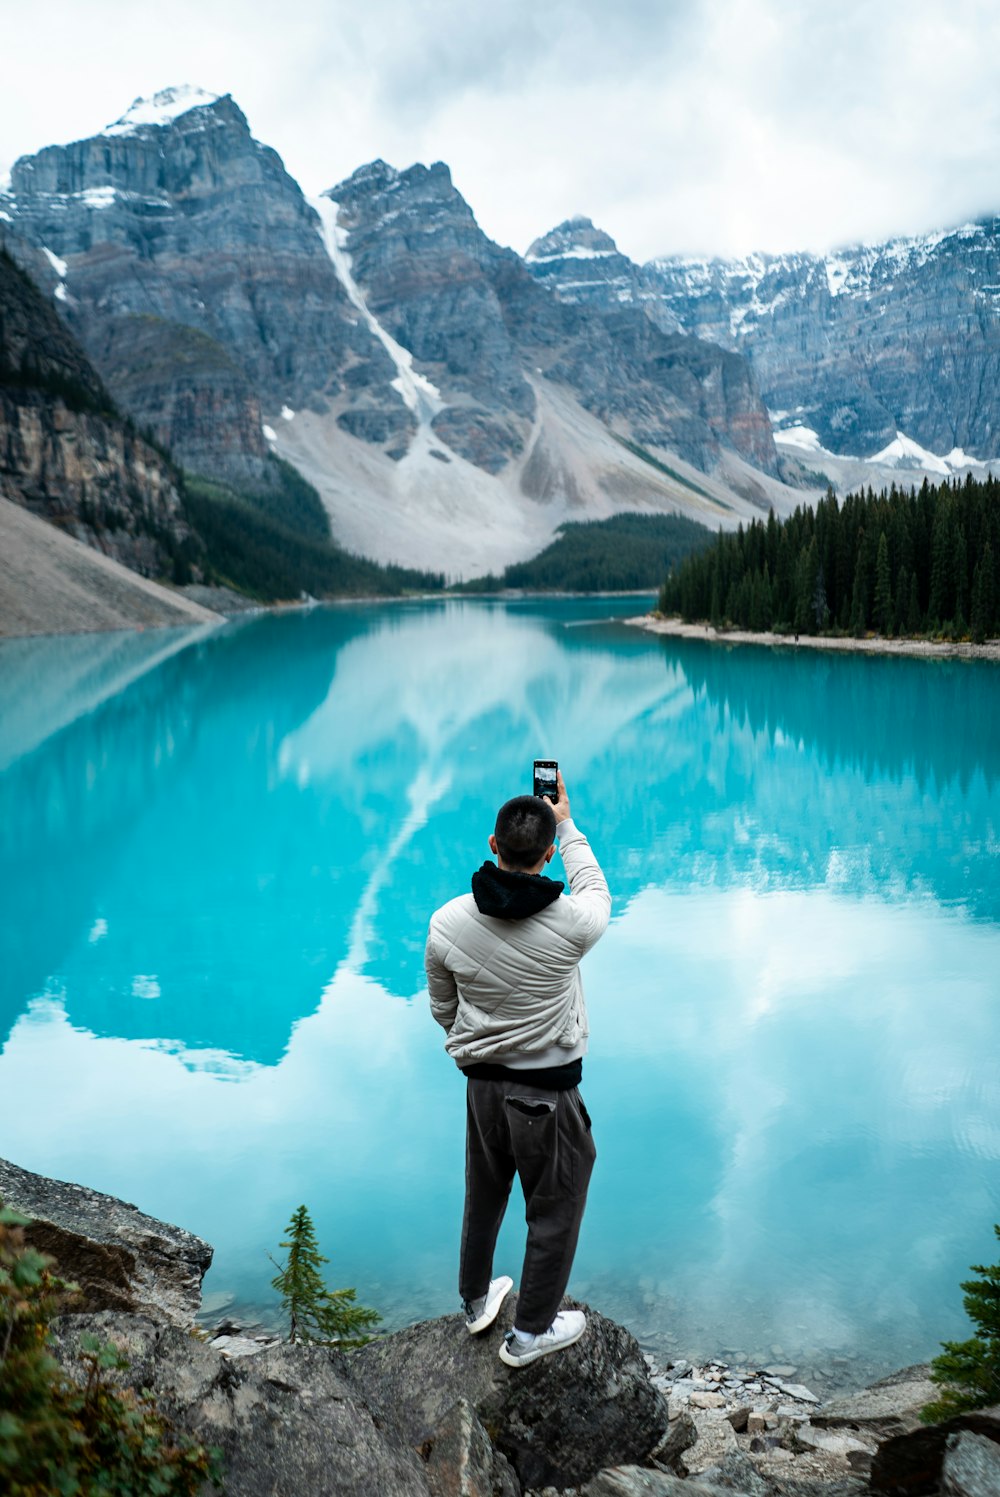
471, 861, 564, 920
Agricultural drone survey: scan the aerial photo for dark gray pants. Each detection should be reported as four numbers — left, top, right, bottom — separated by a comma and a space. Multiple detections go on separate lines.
459, 1075, 596, 1334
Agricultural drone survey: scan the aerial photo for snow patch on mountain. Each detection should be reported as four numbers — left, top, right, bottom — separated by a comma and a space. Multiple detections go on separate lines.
869, 433, 952, 476
775, 423, 986, 476
773, 424, 823, 453
311, 193, 441, 426
42, 246, 67, 280
79, 185, 117, 209
104, 86, 222, 137
527, 247, 617, 264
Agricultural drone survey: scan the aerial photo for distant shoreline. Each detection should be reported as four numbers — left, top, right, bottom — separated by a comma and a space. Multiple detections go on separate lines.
626, 613, 1000, 662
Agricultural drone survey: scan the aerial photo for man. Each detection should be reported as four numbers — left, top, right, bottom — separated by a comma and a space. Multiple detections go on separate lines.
425, 771, 611, 1367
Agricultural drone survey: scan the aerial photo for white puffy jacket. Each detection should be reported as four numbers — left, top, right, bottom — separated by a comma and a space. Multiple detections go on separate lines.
425, 819, 611, 1069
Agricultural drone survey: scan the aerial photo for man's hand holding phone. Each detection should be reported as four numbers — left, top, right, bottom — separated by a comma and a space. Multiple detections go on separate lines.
550, 769, 571, 825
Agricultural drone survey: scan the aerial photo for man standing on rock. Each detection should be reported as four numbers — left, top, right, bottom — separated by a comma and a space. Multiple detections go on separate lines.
425, 772, 610, 1367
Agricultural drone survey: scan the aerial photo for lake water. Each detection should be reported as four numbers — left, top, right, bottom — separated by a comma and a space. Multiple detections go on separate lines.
2, 597, 998, 1387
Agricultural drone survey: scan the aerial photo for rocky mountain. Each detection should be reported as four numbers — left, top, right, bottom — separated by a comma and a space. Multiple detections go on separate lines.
0, 87, 797, 577
526, 215, 674, 323
1, 87, 417, 489
647, 223, 1000, 463
0, 244, 197, 580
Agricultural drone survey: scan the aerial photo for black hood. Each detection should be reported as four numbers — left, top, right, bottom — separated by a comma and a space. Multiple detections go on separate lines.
471, 862, 564, 920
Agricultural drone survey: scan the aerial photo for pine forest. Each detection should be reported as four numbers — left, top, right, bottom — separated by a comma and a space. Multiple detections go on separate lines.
658, 477, 1000, 642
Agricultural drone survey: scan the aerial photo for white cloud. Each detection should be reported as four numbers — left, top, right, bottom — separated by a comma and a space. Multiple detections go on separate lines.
2, 0, 1000, 259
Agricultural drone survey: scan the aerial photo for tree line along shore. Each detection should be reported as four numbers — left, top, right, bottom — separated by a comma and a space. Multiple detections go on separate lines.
658, 475, 1000, 645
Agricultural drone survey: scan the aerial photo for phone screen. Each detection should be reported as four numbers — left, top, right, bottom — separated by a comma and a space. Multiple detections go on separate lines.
533, 760, 558, 801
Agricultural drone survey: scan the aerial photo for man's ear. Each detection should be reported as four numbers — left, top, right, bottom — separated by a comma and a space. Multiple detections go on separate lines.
544, 844, 556, 864
489, 834, 498, 856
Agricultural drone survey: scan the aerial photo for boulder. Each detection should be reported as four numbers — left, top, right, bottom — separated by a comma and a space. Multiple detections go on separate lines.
583, 1470, 723, 1497
0, 1155, 211, 1326
697, 1452, 770, 1496
423, 1397, 520, 1497
941, 1431, 1000, 1497
869, 1404, 1000, 1496
50, 1312, 433, 1497
652, 1412, 699, 1470
352, 1296, 669, 1492
812, 1364, 936, 1442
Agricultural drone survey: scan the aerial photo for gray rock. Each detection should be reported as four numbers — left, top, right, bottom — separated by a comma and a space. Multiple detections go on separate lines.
680, 1410, 737, 1474
813, 1364, 936, 1440
50, 1311, 432, 1496
793, 1424, 876, 1461
583, 1470, 722, 1497
870, 1403, 1000, 1496
698, 1452, 770, 1496
351, 1297, 668, 1492
650, 1412, 698, 1472
764, 1365, 798, 1378
774, 1383, 819, 1404
424, 1397, 520, 1497
941, 1430, 1000, 1497
0, 1155, 211, 1326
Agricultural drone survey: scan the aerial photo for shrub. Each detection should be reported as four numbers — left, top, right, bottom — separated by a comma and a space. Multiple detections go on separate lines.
0, 1202, 220, 1494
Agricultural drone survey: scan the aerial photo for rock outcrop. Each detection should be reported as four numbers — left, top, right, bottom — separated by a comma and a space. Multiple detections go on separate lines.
11, 1168, 1000, 1497
1, 87, 389, 485
352, 1294, 669, 1491
0, 1156, 212, 1325
0, 245, 197, 580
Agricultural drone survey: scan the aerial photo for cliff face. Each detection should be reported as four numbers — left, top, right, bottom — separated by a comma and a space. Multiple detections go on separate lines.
2, 91, 780, 488
327, 159, 540, 473
648, 223, 1000, 459
524, 216, 779, 475
332, 173, 779, 477
0, 247, 196, 578
3, 87, 393, 485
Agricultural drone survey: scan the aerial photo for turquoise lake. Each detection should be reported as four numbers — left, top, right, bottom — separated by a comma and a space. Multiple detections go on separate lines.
1, 597, 999, 1385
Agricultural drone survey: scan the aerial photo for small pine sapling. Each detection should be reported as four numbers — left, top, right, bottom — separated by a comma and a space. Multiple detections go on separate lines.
922, 1224, 1000, 1422
270, 1205, 380, 1348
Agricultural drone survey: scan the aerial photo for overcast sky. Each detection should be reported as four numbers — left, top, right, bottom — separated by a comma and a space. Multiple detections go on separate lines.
4, 0, 1000, 262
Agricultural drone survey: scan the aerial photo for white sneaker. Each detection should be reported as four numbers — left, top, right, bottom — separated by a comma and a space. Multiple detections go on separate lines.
463, 1275, 514, 1334
498, 1309, 587, 1367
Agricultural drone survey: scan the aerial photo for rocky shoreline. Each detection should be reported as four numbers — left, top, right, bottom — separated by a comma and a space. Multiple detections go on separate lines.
1, 1155, 996, 1497
626, 614, 1000, 662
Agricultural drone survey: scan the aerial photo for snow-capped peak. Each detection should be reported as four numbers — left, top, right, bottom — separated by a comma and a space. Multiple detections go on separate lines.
526, 216, 620, 263
104, 86, 222, 137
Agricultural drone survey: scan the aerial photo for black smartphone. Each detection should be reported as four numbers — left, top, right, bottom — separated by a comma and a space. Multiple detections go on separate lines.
533, 759, 558, 802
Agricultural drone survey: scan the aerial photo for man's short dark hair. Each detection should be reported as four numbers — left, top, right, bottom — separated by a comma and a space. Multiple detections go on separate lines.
494, 795, 556, 869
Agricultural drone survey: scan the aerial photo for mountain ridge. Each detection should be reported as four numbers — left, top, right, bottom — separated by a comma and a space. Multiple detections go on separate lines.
0, 86, 798, 578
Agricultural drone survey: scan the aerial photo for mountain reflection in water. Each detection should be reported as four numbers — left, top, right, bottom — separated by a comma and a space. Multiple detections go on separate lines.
0, 599, 997, 1373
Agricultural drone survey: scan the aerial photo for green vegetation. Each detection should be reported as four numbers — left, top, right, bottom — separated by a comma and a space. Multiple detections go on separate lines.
0, 1203, 219, 1495
611, 435, 721, 503
270, 1205, 380, 1347
181, 470, 445, 601
923, 1224, 1000, 1422
464, 512, 715, 593
659, 477, 1000, 641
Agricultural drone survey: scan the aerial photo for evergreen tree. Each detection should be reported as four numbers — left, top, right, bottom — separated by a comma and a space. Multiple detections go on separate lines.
873, 531, 893, 635
907, 571, 921, 634
923, 1225, 1000, 1422
270, 1206, 380, 1347
971, 541, 996, 644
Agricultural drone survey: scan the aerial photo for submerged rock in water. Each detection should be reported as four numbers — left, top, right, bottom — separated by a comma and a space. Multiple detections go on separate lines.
0, 1154, 212, 1326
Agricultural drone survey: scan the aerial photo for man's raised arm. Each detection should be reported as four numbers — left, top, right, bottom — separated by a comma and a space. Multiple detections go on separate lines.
551, 772, 611, 951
